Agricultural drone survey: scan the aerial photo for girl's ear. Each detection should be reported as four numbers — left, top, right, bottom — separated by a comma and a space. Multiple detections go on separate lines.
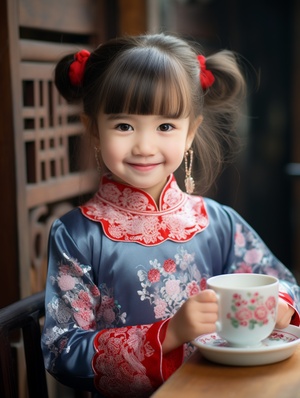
186, 115, 203, 150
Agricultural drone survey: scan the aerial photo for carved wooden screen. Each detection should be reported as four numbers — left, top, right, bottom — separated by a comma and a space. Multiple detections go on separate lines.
22, 43, 99, 294
7, 0, 99, 297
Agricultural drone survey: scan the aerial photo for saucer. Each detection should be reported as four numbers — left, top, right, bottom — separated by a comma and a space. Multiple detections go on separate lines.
192, 325, 300, 366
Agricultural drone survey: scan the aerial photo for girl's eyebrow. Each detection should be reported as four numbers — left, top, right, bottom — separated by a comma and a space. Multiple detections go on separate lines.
105, 114, 128, 120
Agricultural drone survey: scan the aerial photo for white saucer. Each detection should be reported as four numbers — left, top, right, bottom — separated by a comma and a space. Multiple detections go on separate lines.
192, 325, 300, 366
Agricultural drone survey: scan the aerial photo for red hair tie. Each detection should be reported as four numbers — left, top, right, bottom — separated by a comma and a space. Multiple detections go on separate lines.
69, 49, 90, 86
197, 55, 215, 90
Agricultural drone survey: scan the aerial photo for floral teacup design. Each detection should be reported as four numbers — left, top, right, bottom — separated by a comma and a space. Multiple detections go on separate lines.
207, 273, 279, 347
227, 292, 277, 329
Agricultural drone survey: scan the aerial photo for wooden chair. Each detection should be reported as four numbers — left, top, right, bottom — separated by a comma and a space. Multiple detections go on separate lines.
0, 291, 48, 398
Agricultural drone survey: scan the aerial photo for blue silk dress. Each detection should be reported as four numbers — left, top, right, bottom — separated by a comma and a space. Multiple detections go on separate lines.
41, 174, 300, 397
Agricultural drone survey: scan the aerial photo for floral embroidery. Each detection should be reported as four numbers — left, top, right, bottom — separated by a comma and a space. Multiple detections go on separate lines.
48, 256, 126, 331
47, 254, 101, 331
44, 254, 128, 372
100, 184, 156, 211
231, 223, 297, 284
96, 284, 127, 328
43, 324, 70, 369
163, 259, 176, 273
148, 268, 161, 283
80, 174, 209, 245
93, 325, 155, 397
43, 255, 101, 370
137, 246, 207, 319
226, 292, 277, 329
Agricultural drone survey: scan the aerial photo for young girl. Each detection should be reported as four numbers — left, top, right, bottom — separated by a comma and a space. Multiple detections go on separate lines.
42, 33, 300, 398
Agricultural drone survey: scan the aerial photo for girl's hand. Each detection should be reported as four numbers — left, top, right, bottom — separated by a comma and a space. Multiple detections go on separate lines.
275, 297, 295, 329
162, 289, 218, 354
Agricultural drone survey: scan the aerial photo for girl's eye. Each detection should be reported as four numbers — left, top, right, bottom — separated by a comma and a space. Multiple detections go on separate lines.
116, 123, 133, 131
158, 123, 173, 132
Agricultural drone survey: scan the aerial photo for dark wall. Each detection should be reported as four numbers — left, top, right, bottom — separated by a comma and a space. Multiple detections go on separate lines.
165, 0, 294, 268
219, 0, 293, 268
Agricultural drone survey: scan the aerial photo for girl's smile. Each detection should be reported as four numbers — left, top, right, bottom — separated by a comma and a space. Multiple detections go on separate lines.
97, 113, 196, 203
126, 162, 163, 172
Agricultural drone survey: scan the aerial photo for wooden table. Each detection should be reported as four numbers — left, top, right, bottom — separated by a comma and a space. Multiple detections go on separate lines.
151, 346, 300, 398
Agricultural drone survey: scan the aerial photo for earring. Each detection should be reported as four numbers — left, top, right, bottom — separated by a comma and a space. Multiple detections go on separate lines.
184, 148, 195, 194
94, 146, 101, 173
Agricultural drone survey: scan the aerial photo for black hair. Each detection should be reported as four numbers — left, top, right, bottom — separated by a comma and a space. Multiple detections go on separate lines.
55, 33, 246, 193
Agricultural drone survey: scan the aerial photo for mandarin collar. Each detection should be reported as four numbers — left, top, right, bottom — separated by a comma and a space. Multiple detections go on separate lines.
98, 174, 185, 213
80, 174, 209, 245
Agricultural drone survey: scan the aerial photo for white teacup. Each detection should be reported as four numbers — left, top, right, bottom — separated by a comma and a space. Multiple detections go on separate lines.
207, 273, 279, 347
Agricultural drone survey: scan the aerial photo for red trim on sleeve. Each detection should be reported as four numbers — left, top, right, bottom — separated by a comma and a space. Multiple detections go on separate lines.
279, 291, 300, 326
143, 319, 184, 386
279, 291, 294, 306
157, 319, 184, 381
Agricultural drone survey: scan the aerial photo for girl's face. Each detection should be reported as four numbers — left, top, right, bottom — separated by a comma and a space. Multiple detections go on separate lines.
97, 112, 197, 203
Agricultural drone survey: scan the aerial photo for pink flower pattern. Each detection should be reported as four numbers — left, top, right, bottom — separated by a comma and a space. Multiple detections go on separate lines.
165, 280, 181, 297
153, 299, 168, 318
137, 246, 206, 319
47, 255, 126, 336
230, 222, 296, 287
148, 269, 161, 283
186, 281, 201, 297
235, 231, 246, 247
163, 259, 176, 273
227, 291, 276, 329
244, 249, 263, 265
58, 274, 76, 291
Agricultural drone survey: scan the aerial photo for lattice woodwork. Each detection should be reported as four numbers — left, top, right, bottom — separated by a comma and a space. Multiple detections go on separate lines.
22, 47, 98, 294
21, 43, 98, 294
7, 0, 98, 297
20, 53, 97, 206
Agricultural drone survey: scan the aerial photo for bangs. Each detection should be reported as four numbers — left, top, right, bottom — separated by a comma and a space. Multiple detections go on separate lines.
102, 48, 191, 117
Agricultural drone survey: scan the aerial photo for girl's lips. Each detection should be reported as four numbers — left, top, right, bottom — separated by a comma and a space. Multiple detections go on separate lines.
127, 163, 161, 172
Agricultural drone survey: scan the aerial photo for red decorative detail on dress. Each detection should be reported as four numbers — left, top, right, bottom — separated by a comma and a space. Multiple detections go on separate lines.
80, 175, 209, 246
279, 291, 294, 307
279, 291, 300, 326
93, 325, 155, 397
92, 320, 183, 397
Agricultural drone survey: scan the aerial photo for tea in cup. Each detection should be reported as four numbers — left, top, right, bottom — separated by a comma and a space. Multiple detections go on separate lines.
207, 273, 279, 347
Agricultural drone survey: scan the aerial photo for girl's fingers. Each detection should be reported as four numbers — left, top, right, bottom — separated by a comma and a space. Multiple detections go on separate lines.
196, 302, 218, 313
193, 289, 218, 303
197, 312, 218, 324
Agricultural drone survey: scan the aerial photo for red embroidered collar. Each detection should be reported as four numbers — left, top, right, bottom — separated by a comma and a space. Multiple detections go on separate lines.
80, 174, 209, 245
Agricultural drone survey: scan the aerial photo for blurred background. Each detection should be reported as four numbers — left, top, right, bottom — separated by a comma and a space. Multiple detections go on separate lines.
1, 0, 299, 396
1, 0, 299, 304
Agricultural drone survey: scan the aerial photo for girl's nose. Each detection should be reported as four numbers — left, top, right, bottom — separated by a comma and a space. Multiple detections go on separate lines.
132, 132, 156, 156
